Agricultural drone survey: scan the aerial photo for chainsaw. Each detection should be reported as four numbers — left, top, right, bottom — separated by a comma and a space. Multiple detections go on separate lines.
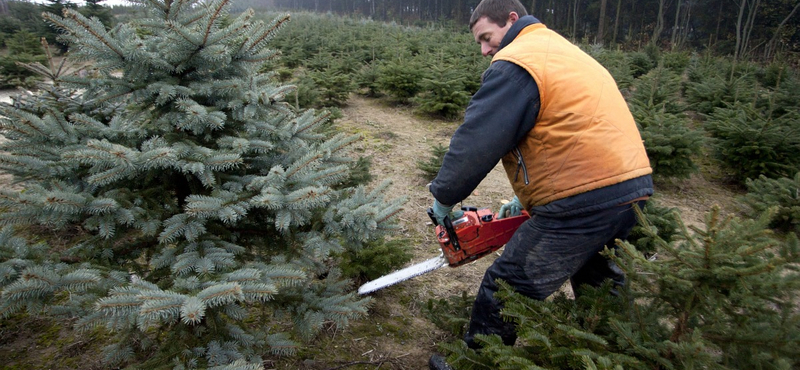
357, 206, 530, 295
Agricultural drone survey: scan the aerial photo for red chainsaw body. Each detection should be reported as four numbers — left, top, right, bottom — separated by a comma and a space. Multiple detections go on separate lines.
435, 208, 530, 267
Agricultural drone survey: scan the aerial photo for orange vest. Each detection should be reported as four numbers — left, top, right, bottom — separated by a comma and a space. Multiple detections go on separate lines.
493, 24, 651, 208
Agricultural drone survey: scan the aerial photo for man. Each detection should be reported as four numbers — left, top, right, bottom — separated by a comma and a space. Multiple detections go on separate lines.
428, 0, 653, 367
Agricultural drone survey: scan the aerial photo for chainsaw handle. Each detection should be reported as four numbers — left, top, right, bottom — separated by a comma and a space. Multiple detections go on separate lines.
426, 207, 438, 226
426, 208, 461, 251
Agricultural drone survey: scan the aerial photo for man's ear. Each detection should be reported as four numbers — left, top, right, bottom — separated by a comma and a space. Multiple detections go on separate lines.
508, 11, 520, 24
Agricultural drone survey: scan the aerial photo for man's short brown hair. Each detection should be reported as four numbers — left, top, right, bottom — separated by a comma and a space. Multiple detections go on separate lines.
469, 0, 529, 30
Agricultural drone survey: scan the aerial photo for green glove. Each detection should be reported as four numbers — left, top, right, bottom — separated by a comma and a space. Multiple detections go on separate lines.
432, 199, 455, 226
499, 196, 523, 219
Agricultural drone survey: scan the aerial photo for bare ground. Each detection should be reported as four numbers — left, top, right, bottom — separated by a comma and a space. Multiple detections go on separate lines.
0, 91, 742, 369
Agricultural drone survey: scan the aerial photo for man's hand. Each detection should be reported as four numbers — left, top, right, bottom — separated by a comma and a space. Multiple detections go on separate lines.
499, 196, 523, 219
432, 200, 455, 226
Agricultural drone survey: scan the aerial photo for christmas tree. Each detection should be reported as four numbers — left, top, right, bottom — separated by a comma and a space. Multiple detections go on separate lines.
0, 1, 403, 368
439, 207, 800, 369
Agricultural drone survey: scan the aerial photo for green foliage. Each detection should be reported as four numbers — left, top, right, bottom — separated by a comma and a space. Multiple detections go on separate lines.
629, 66, 685, 114
613, 207, 800, 368
355, 62, 383, 98
440, 206, 800, 369
0, 30, 46, 88
413, 64, 471, 118
422, 291, 473, 337
626, 51, 655, 79
0, 53, 46, 89
0, 2, 405, 369
592, 48, 634, 89
376, 59, 425, 103
683, 56, 759, 115
756, 60, 792, 88
293, 71, 320, 109
416, 143, 448, 181
740, 173, 800, 233
5, 29, 42, 55
703, 102, 800, 183
78, 0, 115, 29
760, 68, 800, 117
338, 156, 373, 189
441, 281, 645, 370
308, 67, 356, 107
250, 13, 480, 112
632, 108, 703, 180
629, 69, 703, 182
0, 1, 57, 50
338, 238, 412, 282
627, 199, 681, 256
660, 50, 690, 74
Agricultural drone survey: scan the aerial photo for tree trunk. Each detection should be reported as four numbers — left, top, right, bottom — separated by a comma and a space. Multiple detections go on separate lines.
670, 0, 682, 49
652, 0, 666, 45
765, 0, 800, 59
572, 0, 580, 40
677, 2, 693, 49
742, 0, 760, 58
734, 0, 759, 61
733, 0, 747, 74
714, 0, 724, 46
598, 0, 608, 44
612, 0, 622, 45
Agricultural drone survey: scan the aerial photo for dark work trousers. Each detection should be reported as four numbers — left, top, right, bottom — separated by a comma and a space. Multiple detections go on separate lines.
463, 200, 645, 348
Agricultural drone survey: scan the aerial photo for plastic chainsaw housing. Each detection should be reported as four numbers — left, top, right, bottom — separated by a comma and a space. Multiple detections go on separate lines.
429, 207, 531, 267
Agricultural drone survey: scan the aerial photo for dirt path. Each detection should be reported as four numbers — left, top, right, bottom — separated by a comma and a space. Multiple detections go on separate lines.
338, 95, 516, 299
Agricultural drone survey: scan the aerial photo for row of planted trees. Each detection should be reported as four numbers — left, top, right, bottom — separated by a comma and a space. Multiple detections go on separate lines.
271, 12, 800, 368
0, 2, 798, 369
268, 0, 800, 59
0, 0, 116, 88
270, 13, 800, 187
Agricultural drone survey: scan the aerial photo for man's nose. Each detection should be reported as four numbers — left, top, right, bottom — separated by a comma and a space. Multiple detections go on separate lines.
481, 44, 492, 56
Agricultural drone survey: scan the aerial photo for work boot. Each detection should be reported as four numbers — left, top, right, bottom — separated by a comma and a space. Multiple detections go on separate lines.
429, 354, 454, 370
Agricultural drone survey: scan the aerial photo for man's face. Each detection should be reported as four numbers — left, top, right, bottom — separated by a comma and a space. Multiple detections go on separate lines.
472, 13, 518, 57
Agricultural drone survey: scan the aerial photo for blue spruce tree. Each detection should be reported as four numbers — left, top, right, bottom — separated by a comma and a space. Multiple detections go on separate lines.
0, 0, 403, 368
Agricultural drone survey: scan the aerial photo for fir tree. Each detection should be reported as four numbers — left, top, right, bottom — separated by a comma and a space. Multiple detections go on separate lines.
630, 106, 703, 181
628, 66, 685, 114
612, 207, 800, 368
413, 64, 471, 119
376, 58, 425, 104
704, 101, 800, 183
0, 1, 403, 368
438, 207, 800, 369
740, 172, 800, 233
626, 199, 681, 256
416, 142, 448, 181
79, 0, 114, 30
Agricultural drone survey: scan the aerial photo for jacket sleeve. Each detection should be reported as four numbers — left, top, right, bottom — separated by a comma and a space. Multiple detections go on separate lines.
429, 61, 540, 206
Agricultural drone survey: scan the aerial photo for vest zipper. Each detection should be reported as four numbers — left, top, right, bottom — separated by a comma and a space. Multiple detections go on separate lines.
513, 147, 530, 185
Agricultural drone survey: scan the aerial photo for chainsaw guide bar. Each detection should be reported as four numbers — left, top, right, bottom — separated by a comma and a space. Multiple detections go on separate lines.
357, 207, 530, 295
357, 254, 449, 295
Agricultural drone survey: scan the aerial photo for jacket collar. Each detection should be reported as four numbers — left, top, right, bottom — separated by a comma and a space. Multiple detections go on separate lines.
498, 15, 542, 51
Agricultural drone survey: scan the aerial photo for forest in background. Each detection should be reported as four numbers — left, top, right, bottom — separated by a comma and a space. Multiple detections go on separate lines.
3, 0, 800, 60
255, 0, 800, 60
